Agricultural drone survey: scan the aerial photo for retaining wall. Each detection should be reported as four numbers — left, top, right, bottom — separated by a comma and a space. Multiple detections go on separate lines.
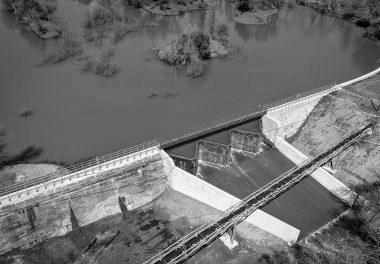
196, 141, 232, 165
171, 154, 196, 175
266, 67, 380, 115
167, 161, 300, 245
262, 111, 355, 205
0, 146, 160, 207
230, 129, 264, 153
0, 152, 168, 254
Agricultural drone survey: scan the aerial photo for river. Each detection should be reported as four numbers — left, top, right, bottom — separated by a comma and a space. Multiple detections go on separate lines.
0, 0, 379, 163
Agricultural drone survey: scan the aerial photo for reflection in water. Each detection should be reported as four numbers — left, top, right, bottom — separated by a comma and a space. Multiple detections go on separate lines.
0, 0, 379, 162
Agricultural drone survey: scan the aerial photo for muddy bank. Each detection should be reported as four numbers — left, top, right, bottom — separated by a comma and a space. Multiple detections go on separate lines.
298, 0, 380, 41
232, 0, 282, 25
127, 0, 209, 16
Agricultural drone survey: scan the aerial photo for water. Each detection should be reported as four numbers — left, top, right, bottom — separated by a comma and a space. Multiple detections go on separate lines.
0, 0, 379, 163
199, 148, 346, 239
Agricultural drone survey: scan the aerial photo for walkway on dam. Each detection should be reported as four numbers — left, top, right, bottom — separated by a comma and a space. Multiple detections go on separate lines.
143, 122, 374, 264
0, 83, 336, 200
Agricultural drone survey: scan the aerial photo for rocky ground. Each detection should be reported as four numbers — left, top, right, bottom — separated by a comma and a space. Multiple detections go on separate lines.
0, 188, 285, 264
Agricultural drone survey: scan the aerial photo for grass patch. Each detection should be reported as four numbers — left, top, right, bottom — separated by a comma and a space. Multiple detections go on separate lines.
42, 30, 82, 64
82, 46, 121, 77
84, 1, 114, 29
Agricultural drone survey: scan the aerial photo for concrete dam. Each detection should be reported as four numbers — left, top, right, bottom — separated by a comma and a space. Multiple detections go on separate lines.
0, 68, 379, 261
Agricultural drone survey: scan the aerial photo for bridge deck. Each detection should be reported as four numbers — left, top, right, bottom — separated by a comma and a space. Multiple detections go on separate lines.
143, 122, 373, 264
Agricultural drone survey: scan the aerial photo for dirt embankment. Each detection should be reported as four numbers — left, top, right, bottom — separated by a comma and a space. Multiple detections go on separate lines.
271, 74, 380, 264
298, 0, 380, 41
288, 74, 380, 188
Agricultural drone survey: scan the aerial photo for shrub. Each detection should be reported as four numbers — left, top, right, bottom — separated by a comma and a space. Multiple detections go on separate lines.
186, 59, 206, 78
112, 23, 129, 43
237, 0, 253, 12
190, 31, 210, 59
214, 23, 229, 44
84, 2, 114, 28
2, 0, 57, 20
19, 107, 34, 117
42, 30, 82, 64
82, 46, 121, 77
356, 19, 371, 28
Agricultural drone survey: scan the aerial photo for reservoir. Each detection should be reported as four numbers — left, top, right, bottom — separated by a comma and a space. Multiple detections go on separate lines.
0, 0, 379, 163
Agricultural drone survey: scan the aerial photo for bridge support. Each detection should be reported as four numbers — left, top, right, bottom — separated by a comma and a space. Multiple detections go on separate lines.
220, 225, 238, 249
324, 154, 340, 174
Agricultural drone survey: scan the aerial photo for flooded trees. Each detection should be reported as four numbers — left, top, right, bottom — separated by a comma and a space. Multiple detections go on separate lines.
2, 0, 60, 38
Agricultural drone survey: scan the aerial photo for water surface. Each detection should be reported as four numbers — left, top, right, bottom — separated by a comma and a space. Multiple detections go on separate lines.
0, 0, 379, 162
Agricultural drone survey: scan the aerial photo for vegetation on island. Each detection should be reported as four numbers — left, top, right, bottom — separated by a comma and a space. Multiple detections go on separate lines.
154, 20, 236, 78
232, 0, 284, 24
81, 46, 121, 78
2, 0, 60, 38
297, 0, 380, 41
126, 0, 209, 16
42, 29, 82, 65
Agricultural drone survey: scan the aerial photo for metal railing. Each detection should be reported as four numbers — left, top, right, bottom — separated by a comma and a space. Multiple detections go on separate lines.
0, 82, 338, 199
161, 83, 337, 148
0, 140, 159, 197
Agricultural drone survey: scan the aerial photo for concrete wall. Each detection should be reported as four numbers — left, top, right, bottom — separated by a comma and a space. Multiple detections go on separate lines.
274, 138, 355, 205
0, 152, 168, 254
230, 129, 264, 153
196, 140, 232, 165
266, 67, 380, 117
261, 83, 360, 205
168, 164, 300, 245
0, 146, 160, 207
170, 154, 196, 175
261, 68, 380, 205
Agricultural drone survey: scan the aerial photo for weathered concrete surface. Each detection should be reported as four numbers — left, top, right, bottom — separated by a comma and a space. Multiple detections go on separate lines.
230, 129, 264, 153
262, 91, 357, 205
274, 137, 355, 205
0, 146, 160, 207
196, 140, 232, 165
0, 153, 168, 254
168, 165, 300, 245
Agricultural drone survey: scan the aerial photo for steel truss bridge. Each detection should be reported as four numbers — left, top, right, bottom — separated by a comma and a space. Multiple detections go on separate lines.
143, 122, 374, 264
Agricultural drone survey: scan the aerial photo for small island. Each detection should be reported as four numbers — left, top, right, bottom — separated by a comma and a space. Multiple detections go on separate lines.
153, 24, 236, 77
